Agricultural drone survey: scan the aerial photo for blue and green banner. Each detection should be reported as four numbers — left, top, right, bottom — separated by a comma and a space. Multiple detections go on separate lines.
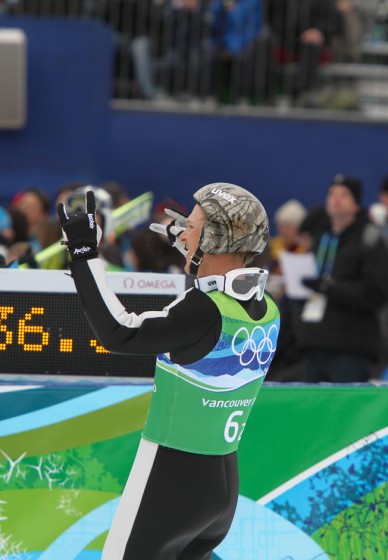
0, 382, 386, 559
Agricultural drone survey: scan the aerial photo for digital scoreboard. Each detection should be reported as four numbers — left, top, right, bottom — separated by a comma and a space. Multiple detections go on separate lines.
0, 269, 185, 377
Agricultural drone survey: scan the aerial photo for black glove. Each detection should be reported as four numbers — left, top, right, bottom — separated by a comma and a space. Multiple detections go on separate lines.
302, 275, 333, 294
57, 190, 101, 261
149, 208, 188, 256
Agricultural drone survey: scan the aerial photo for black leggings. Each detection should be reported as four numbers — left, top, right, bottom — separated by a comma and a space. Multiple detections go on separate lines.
102, 439, 239, 560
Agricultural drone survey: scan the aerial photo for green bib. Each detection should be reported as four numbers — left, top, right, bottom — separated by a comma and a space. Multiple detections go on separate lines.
143, 292, 280, 454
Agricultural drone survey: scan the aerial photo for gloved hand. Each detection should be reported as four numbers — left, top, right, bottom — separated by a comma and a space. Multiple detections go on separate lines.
149, 208, 188, 256
302, 275, 333, 294
57, 190, 102, 261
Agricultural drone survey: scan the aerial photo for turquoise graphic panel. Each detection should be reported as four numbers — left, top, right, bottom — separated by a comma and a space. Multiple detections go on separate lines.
215, 495, 330, 560
0, 381, 386, 559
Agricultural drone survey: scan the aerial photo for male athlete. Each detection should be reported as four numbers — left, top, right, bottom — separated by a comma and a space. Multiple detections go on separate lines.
58, 182, 280, 560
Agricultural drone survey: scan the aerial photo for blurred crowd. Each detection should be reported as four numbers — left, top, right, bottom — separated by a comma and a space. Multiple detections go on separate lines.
258, 175, 388, 384
1, 174, 388, 384
0, 181, 189, 273
3, 0, 388, 108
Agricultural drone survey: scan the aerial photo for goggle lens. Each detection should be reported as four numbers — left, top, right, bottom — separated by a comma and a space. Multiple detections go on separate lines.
225, 268, 268, 301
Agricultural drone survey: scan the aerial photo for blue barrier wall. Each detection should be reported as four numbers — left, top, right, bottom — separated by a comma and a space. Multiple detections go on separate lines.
0, 17, 113, 201
104, 109, 388, 217
0, 18, 388, 221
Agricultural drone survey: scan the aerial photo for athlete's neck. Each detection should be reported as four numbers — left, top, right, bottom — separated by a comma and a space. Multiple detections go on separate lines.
196, 253, 246, 278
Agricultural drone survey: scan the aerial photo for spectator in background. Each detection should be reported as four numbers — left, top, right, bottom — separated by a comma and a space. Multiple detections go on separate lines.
10, 188, 60, 254
265, 198, 307, 381
257, 0, 337, 103
156, 0, 263, 102
100, 180, 131, 208
378, 174, 388, 215
125, 0, 170, 101
367, 175, 388, 240
311, 0, 381, 110
55, 181, 85, 209
129, 197, 187, 274
369, 199, 388, 240
358, 0, 387, 42
86, 0, 166, 100
269, 198, 307, 276
0, 206, 13, 266
7, 207, 29, 245
331, 0, 372, 62
152, 0, 214, 100
104, 0, 213, 102
210, 0, 263, 103
369, 175, 388, 380
0, 205, 33, 268
0, 206, 13, 243
298, 174, 388, 383
298, 204, 330, 251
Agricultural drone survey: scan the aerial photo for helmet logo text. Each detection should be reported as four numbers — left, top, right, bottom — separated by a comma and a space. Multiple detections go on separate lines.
211, 188, 236, 204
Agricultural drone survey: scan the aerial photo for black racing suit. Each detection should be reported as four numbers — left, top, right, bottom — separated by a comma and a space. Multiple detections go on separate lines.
69, 257, 279, 559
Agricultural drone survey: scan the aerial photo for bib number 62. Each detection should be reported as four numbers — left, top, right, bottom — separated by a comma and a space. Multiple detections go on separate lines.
224, 410, 246, 443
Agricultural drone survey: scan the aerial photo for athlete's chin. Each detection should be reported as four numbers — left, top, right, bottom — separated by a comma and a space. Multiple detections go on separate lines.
184, 261, 191, 275
184, 254, 195, 276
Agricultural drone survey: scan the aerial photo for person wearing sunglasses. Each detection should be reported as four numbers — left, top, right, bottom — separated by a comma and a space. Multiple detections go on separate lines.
57, 182, 280, 560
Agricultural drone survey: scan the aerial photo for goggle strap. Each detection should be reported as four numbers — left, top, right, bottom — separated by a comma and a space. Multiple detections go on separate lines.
195, 275, 225, 293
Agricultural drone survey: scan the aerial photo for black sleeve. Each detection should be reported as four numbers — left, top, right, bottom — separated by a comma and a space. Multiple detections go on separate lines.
69, 258, 221, 360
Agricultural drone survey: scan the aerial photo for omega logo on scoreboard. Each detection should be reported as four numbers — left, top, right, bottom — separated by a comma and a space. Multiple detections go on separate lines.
122, 276, 178, 291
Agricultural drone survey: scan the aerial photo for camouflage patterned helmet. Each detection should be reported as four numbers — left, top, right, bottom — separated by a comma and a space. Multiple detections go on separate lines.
193, 183, 269, 255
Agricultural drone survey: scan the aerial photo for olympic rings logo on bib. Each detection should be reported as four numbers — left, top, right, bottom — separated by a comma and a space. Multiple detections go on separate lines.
231, 324, 278, 367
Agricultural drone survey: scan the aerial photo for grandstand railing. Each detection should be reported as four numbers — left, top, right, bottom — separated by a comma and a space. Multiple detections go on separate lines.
3, 0, 388, 120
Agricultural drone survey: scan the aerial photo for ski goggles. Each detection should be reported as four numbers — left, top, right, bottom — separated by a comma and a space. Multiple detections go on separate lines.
195, 267, 268, 301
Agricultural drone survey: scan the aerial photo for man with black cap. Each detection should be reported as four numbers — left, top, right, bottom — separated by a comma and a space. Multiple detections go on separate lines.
299, 174, 388, 383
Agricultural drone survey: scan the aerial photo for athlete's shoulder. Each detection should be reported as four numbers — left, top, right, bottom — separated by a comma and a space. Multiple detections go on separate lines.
264, 289, 280, 315
264, 289, 278, 305
168, 286, 221, 318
